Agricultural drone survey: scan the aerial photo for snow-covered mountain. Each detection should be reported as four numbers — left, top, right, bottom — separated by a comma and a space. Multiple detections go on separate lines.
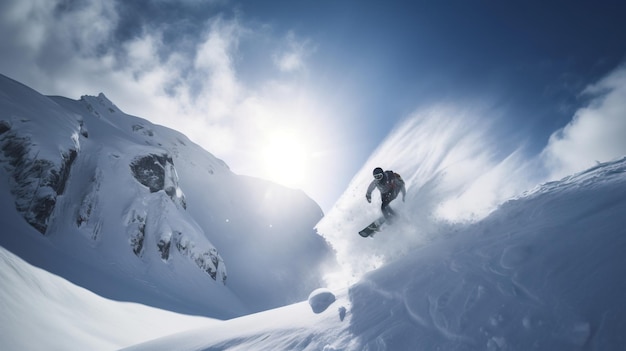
0, 74, 336, 318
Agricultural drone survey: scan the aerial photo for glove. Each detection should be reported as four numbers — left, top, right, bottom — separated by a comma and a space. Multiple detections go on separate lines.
366, 195, 371, 203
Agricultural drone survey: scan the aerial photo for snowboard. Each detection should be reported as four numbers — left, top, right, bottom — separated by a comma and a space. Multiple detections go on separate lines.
358, 216, 386, 237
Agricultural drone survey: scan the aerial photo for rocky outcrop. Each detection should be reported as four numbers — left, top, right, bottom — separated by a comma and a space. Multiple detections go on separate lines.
0, 121, 78, 234
76, 170, 103, 241
124, 194, 227, 284
130, 153, 186, 209
126, 209, 147, 256
127, 154, 225, 283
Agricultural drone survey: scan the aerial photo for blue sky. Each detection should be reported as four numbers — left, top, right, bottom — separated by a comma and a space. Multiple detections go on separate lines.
1, 0, 625, 212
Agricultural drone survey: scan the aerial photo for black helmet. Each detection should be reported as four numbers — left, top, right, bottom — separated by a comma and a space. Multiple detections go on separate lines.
373, 167, 384, 180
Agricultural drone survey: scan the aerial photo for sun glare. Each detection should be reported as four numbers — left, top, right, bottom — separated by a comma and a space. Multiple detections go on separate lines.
262, 130, 309, 188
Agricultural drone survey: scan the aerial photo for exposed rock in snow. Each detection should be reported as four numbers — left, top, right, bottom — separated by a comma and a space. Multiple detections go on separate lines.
130, 153, 186, 209
0, 85, 82, 234
125, 208, 147, 256
0, 131, 78, 233
123, 183, 227, 283
76, 169, 103, 240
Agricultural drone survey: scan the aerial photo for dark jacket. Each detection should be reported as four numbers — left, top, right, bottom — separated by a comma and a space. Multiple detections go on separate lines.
366, 170, 406, 202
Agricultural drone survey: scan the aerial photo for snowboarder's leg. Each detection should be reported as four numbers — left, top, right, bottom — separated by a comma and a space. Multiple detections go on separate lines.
381, 193, 396, 222
382, 204, 396, 221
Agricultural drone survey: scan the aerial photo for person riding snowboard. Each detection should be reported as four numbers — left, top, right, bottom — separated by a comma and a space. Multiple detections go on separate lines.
366, 167, 406, 221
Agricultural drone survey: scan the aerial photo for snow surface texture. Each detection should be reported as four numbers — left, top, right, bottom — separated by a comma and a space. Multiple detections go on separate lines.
0, 74, 335, 319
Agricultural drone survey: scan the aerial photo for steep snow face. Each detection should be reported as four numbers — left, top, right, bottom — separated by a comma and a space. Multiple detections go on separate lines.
126, 157, 626, 351
339, 157, 626, 350
0, 74, 335, 318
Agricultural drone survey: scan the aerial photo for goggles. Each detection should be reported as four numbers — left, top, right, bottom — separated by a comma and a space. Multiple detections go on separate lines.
374, 173, 384, 180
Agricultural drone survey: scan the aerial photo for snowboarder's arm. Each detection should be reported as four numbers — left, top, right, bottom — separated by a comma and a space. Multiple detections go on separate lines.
395, 176, 406, 201
365, 180, 377, 203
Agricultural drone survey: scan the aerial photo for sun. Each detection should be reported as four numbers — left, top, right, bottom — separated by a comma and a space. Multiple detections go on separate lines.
262, 130, 309, 188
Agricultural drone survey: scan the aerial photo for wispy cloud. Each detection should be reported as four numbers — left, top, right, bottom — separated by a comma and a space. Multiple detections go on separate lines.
0, 0, 118, 87
541, 64, 626, 179
273, 31, 315, 73
193, 17, 244, 120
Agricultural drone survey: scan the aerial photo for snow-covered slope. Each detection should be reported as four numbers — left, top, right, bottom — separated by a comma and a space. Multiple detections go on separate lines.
0, 245, 218, 350
126, 157, 626, 350
0, 74, 335, 318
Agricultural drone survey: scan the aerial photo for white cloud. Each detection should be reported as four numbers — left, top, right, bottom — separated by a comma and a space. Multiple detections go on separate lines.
54, 0, 118, 55
124, 34, 161, 72
0, 0, 351, 210
0, 0, 119, 95
193, 17, 245, 121
273, 31, 315, 73
541, 65, 626, 179
1, 1, 59, 52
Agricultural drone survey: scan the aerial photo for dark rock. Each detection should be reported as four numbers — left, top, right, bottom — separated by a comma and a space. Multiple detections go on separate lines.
0, 132, 77, 234
130, 154, 171, 193
0, 120, 10, 134
158, 237, 171, 261
129, 153, 186, 209
127, 212, 146, 256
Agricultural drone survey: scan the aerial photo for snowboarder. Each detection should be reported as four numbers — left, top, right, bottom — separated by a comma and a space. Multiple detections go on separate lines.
366, 167, 406, 221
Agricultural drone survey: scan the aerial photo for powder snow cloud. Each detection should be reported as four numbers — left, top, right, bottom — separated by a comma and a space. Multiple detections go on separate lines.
541, 64, 626, 179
